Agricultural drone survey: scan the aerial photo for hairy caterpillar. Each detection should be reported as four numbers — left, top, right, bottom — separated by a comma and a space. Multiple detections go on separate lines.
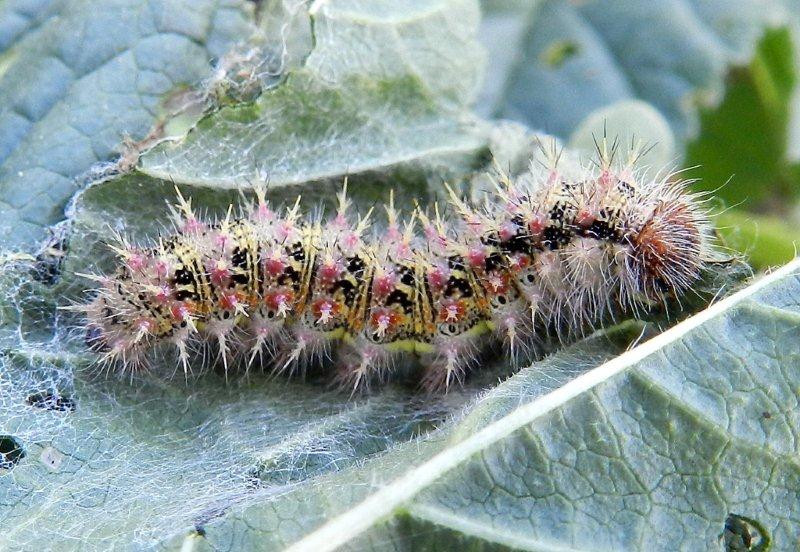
79, 141, 715, 393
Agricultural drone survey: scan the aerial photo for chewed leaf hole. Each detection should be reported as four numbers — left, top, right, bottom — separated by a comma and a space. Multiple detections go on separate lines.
0, 436, 25, 470
722, 513, 771, 551
26, 391, 77, 412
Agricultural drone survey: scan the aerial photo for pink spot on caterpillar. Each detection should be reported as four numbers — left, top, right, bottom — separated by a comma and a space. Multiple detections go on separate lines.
342, 232, 360, 251
266, 291, 293, 317
370, 308, 403, 338
219, 292, 239, 311
277, 221, 295, 242
319, 261, 342, 283
487, 273, 508, 294
467, 247, 487, 268
155, 285, 172, 304
181, 217, 204, 235
126, 252, 147, 272
313, 299, 340, 325
153, 259, 169, 279
136, 318, 155, 334
333, 213, 348, 228
210, 260, 230, 286
265, 254, 286, 277
427, 266, 449, 291
254, 203, 273, 221
499, 222, 517, 242
528, 216, 546, 239
373, 273, 397, 297
171, 303, 190, 321
508, 253, 530, 271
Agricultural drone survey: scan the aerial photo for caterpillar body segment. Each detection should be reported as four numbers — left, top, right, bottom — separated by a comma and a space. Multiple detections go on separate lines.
82, 144, 714, 392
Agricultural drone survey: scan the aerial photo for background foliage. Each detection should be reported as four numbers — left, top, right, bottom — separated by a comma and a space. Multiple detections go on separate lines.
1, 1, 799, 550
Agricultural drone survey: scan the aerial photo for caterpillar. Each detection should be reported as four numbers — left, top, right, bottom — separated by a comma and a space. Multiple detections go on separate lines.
79, 140, 715, 393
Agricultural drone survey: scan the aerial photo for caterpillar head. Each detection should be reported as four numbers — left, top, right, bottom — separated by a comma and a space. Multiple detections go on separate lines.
627, 194, 709, 301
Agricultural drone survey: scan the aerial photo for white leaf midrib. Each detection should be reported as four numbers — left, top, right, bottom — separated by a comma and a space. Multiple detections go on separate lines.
285, 258, 800, 552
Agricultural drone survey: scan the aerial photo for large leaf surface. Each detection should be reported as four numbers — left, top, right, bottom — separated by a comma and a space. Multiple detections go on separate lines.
136, 0, 487, 190
276, 258, 800, 551
0, 0, 255, 250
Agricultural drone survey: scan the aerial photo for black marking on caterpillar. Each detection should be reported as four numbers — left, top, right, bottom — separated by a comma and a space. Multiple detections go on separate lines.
77, 141, 716, 393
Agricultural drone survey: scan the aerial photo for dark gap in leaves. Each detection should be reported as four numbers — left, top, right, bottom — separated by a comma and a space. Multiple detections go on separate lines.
26, 391, 77, 412
0, 436, 25, 470
721, 513, 771, 551
244, 469, 263, 490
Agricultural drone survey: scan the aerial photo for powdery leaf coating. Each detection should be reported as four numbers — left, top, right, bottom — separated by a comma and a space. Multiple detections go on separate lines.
0, 0, 255, 250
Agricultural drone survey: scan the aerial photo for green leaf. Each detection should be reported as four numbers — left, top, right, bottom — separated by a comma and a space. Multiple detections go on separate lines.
0, 0, 255, 250
715, 208, 800, 270
567, 99, 676, 169
2, 2, 797, 550
687, 26, 799, 206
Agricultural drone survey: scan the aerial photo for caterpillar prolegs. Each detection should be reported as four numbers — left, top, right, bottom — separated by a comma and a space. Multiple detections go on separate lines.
80, 142, 715, 392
